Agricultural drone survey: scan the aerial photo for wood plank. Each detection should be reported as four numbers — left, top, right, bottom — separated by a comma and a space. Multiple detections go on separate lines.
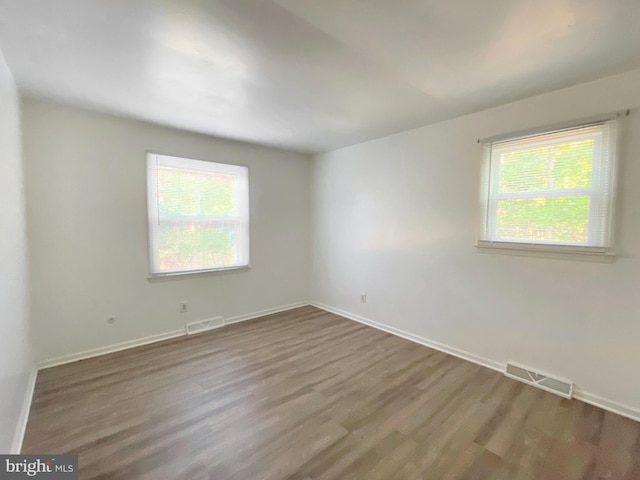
22, 306, 640, 479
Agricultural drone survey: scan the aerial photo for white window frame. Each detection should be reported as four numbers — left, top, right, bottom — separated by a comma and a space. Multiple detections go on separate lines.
477, 113, 625, 263
147, 153, 250, 277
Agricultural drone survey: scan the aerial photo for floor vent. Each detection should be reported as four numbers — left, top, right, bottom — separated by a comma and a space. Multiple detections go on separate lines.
505, 362, 573, 399
185, 316, 225, 335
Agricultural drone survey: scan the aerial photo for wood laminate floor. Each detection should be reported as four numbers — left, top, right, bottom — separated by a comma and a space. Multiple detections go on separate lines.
23, 306, 640, 479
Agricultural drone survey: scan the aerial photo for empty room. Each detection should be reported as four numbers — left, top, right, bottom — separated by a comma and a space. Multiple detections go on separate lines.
1, 0, 639, 478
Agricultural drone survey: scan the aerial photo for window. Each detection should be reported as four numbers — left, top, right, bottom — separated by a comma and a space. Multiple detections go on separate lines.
478, 119, 618, 260
147, 153, 249, 276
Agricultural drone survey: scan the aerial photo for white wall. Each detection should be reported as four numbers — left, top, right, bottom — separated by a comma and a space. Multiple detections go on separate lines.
311, 68, 640, 412
23, 99, 311, 362
0, 50, 32, 451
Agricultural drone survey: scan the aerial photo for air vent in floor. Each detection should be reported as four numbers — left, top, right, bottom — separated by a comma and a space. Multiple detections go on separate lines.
505, 362, 573, 399
185, 316, 224, 335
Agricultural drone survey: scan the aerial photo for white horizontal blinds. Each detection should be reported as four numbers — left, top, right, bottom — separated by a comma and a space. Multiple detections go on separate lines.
480, 121, 617, 247
147, 154, 250, 275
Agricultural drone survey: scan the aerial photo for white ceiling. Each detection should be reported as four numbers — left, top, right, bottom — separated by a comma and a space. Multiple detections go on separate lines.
0, 0, 639, 153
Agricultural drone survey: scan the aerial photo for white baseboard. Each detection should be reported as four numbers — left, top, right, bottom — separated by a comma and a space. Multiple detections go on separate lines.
11, 367, 38, 454
311, 302, 503, 372
225, 302, 309, 325
573, 389, 640, 423
36, 329, 185, 370
311, 301, 640, 423
36, 302, 309, 370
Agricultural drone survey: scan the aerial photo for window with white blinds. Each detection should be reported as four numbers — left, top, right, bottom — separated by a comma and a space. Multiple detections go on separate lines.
147, 153, 249, 276
479, 120, 618, 254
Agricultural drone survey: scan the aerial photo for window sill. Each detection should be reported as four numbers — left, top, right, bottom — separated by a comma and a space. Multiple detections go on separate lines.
148, 265, 251, 282
475, 241, 616, 263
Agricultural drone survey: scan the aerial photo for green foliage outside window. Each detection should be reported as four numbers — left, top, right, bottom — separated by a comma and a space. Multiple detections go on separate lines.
156, 167, 238, 270
496, 139, 594, 243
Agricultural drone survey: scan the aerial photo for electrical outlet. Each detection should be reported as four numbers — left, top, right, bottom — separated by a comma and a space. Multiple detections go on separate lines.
361, 293, 367, 303
106, 317, 116, 324
180, 303, 188, 313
